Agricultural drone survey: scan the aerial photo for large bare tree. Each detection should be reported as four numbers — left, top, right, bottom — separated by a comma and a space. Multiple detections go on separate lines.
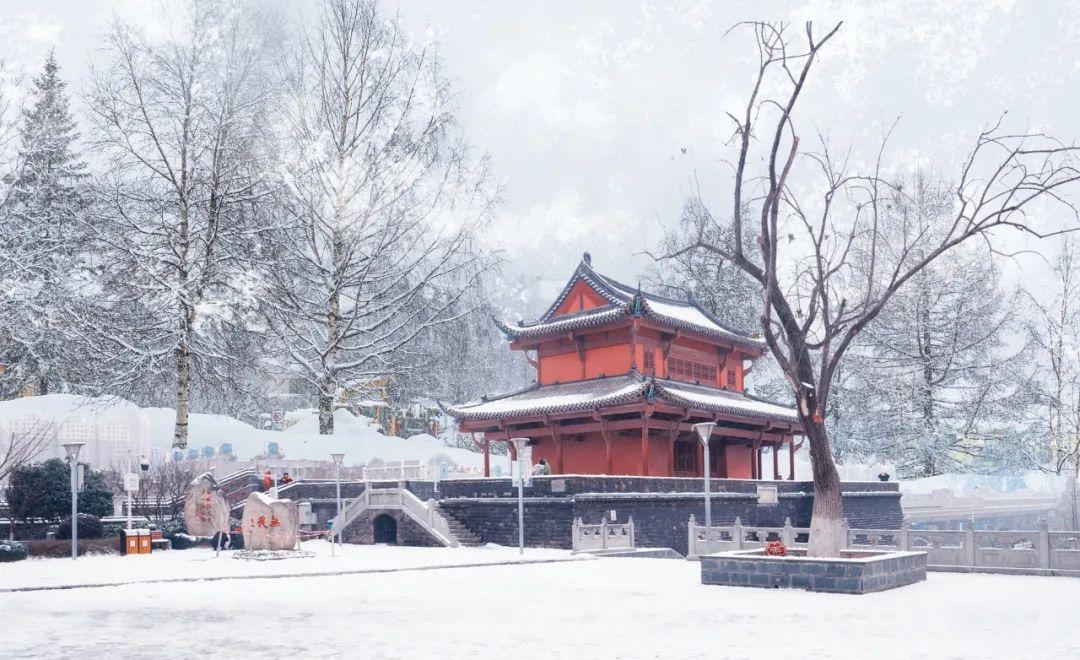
664, 22, 1080, 556
267, 0, 494, 434
87, 0, 279, 448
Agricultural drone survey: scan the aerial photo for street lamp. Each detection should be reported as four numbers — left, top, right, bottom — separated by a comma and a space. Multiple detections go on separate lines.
510, 437, 529, 555
692, 422, 716, 555
331, 453, 345, 557
61, 442, 86, 561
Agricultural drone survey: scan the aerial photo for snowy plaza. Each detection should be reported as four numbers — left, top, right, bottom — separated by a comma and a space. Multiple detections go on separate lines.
4, 543, 1079, 660
7, 0, 1080, 658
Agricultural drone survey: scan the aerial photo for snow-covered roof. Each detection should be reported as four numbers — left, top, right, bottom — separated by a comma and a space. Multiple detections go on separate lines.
495, 254, 765, 350
441, 372, 798, 425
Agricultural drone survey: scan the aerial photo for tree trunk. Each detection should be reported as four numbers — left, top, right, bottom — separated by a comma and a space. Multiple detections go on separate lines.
173, 342, 190, 449
318, 384, 335, 436
803, 420, 846, 557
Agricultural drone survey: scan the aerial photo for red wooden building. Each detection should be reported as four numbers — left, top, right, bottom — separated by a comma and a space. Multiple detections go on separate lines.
443, 254, 803, 479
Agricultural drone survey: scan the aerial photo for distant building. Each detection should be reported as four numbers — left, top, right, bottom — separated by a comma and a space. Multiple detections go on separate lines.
443, 254, 803, 478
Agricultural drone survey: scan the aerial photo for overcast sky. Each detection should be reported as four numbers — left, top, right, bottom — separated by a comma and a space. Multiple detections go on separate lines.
3, 0, 1079, 312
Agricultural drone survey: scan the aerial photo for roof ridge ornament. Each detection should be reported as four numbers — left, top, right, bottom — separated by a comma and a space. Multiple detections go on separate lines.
582, 251, 592, 265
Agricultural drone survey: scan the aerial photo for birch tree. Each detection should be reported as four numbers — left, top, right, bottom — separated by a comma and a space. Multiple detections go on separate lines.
87, 1, 279, 448
663, 22, 1080, 556
268, 0, 494, 434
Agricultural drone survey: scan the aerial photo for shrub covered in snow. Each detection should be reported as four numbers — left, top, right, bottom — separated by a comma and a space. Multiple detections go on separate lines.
57, 513, 104, 540
0, 540, 28, 562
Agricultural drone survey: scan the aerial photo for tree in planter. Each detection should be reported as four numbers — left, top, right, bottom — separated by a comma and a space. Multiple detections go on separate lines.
662, 22, 1080, 556
5, 458, 112, 537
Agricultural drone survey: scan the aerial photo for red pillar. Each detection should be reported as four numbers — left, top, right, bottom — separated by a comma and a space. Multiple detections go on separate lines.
788, 436, 796, 480
697, 440, 705, 478
482, 435, 490, 477
602, 425, 613, 474
640, 421, 650, 476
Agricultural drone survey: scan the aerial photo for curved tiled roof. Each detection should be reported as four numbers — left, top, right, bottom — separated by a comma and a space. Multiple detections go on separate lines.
440, 372, 798, 425
495, 255, 766, 350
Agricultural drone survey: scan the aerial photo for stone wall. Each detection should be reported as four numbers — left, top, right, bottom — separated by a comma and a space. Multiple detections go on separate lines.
700, 550, 927, 594
278, 476, 902, 554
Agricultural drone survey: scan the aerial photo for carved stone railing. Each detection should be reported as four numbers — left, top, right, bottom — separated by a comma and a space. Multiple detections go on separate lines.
362, 461, 431, 483
689, 516, 1073, 573
572, 517, 635, 552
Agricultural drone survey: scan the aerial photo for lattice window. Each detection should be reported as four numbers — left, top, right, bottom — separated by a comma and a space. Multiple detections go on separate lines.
643, 349, 655, 374
674, 440, 697, 472
668, 357, 717, 384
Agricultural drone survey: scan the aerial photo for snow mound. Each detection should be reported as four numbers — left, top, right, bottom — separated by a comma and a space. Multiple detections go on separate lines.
0, 394, 483, 469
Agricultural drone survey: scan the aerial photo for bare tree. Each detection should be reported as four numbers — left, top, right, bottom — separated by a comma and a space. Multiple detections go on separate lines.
86, 0, 279, 448
662, 22, 1080, 556
267, 0, 495, 434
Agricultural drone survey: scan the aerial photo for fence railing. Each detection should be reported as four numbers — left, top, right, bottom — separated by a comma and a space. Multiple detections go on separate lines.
362, 461, 431, 482
687, 516, 1080, 573
572, 517, 635, 552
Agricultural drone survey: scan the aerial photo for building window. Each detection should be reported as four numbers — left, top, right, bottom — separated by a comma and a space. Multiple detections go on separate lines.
668, 357, 717, 384
643, 349, 655, 374
674, 440, 697, 472
726, 368, 736, 389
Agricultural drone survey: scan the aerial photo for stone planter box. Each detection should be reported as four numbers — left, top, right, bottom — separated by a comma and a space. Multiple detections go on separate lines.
700, 548, 927, 594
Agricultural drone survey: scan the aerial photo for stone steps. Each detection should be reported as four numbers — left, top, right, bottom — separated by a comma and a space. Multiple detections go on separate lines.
436, 506, 484, 546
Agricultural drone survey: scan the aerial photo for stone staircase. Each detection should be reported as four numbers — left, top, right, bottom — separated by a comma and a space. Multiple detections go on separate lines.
437, 506, 483, 546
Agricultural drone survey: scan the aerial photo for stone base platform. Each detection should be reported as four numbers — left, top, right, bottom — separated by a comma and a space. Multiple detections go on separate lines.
700, 548, 927, 594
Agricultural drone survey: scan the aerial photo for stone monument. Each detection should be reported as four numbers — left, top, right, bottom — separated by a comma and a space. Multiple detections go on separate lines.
241, 491, 299, 551
183, 475, 230, 538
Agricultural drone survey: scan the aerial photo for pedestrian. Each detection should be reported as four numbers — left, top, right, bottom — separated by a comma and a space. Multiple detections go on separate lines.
532, 458, 551, 476
281, 472, 293, 485
262, 470, 272, 491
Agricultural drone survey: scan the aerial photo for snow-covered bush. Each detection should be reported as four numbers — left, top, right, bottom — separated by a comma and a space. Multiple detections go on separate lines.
169, 533, 201, 550
0, 540, 28, 562
56, 514, 104, 540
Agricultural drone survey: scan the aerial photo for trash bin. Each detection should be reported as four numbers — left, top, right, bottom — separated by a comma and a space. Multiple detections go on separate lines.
121, 529, 140, 556
137, 528, 152, 554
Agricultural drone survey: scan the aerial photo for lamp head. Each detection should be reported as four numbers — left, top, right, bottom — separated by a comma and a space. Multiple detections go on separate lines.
509, 437, 529, 453
139, 456, 151, 472
691, 422, 716, 447
61, 441, 86, 461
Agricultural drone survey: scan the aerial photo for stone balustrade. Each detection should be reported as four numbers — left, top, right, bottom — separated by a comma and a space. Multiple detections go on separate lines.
571, 517, 635, 552
688, 516, 1080, 575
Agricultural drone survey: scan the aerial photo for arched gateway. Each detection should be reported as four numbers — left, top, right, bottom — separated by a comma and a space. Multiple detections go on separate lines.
373, 513, 397, 544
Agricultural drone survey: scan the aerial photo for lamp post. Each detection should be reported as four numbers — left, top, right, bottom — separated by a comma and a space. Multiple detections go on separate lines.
692, 422, 716, 555
331, 453, 345, 557
510, 437, 529, 555
62, 442, 86, 560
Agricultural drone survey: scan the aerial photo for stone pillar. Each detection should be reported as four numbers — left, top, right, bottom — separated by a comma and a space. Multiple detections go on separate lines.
688, 514, 698, 558
964, 527, 976, 567
1038, 518, 1051, 569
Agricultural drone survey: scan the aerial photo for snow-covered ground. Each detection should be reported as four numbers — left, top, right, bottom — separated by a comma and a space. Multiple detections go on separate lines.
0, 540, 572, 591
0, 394, 485, 469
3, 547, 1080, 659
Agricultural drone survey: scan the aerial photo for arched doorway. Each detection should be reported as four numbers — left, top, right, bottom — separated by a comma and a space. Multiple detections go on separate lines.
373, 513, 397, 544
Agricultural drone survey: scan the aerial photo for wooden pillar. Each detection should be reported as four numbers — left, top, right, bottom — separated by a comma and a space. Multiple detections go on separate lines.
552, 430, 564, 474
508, 440, 517, 462
772, 443, 780, 480
752, 441, 762, 480
789, 436, 796, 480
601, 420, 613, 474
718, 439, 728, 478
667, 425, 678, 477
482, 435, 490, 478
697, 438, 705, 478
640, 419, 650, 476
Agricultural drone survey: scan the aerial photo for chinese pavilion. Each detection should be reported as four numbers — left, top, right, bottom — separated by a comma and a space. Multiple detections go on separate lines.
442, 254, 803, 479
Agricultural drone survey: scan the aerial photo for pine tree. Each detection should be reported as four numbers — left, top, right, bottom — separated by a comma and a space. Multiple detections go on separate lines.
0, 51, 89, 397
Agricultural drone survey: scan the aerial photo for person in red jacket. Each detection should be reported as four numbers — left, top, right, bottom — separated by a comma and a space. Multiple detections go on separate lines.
262, 470, 272, 492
